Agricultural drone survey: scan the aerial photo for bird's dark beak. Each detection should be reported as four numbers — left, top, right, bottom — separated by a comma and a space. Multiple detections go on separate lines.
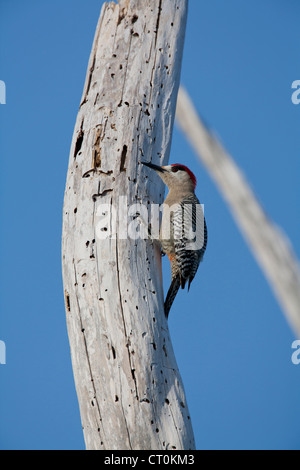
141, 161, 166, 173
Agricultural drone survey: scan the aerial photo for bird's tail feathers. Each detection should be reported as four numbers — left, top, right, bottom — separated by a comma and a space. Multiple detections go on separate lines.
164, 276, 181, 319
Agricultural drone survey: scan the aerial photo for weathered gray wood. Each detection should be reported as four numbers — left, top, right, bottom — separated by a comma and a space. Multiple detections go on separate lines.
177, 87, 300, 337
62, 0, 195, 450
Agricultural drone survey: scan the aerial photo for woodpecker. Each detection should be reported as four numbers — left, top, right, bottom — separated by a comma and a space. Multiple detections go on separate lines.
142, 162, 207, 318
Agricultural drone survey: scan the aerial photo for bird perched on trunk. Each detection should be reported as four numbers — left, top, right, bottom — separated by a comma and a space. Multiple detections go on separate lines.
142, 162, 207, 318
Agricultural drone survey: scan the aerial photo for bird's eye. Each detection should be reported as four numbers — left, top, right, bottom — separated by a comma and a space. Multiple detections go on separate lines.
171, 166, 179, 173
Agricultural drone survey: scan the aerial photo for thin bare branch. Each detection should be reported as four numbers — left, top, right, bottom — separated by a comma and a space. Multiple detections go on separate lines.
176, 86, 300, 336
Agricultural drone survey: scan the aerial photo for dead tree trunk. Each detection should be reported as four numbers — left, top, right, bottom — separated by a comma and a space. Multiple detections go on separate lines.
62, 0, 194, 450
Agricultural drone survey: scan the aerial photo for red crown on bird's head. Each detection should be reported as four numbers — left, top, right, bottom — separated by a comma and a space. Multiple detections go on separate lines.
170, 164, 197, 189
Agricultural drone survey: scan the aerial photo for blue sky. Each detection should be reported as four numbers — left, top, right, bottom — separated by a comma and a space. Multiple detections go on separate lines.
0, 0, 299, 450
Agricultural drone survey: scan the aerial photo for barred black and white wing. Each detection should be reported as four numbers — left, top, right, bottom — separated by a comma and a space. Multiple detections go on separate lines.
173, 194, 207, 287
164, 194, 207, 318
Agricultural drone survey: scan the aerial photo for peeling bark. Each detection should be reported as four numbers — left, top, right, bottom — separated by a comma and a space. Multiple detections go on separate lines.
62, 0, 194, 450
